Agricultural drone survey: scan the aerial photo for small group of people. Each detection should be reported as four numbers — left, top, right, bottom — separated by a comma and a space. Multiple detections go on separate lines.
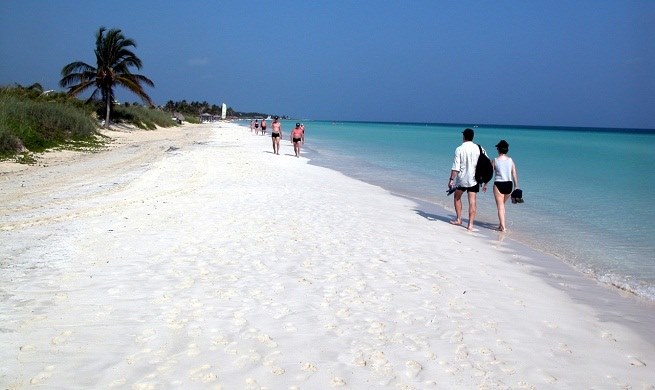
448, 128, 520, 232
257, 116, 305, 157
249, 118, 267, 135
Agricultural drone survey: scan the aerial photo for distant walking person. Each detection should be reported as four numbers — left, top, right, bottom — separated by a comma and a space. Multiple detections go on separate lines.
250, 119, 255, 133
483, 140, 519, 232
448, 128, 486, 231
271, 116, 282, 155
260, 118, 267, 135
291, 123, 304, 158
254, 119, 260, 135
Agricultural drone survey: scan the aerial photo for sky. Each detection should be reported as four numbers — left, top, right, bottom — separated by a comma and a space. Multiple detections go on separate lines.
1, 1, 654, 129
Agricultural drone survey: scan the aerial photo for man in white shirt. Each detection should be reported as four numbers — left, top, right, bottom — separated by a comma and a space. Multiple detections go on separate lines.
447, 128, 483, 231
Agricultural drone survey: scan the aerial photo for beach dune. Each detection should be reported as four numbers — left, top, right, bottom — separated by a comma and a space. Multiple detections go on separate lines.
1, 123, 654, 388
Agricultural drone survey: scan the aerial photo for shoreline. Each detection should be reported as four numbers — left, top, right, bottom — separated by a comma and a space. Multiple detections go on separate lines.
1, 122, 654, 388
295, 121, 655, 304
376, 186, 655, 345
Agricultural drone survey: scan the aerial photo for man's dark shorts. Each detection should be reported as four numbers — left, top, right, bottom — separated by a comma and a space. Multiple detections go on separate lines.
457, 183, 480, 193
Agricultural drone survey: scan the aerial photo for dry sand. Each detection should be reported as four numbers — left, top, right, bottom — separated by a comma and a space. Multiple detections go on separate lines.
1, 122, 654, 389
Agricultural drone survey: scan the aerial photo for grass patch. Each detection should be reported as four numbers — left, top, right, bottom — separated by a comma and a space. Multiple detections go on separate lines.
54, 134, 110, 153
110, 105, 178, 130
11, 152, 37, 165
0, 88, 98, 153
0, 86, 179, 162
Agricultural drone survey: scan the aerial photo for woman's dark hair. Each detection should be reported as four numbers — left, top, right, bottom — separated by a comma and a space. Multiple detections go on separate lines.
496, 145, 509, 154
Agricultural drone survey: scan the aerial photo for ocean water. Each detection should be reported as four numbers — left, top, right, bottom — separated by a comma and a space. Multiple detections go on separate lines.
244, 120, 655, 301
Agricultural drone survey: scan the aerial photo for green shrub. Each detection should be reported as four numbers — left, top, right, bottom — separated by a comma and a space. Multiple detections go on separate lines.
0, 88, 98, 153
107, 105, 177, 129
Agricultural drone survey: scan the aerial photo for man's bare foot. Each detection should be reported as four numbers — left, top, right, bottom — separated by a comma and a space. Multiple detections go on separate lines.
467, 225, 474, 231
498, 225, 506, 232
450, 219, 462, 226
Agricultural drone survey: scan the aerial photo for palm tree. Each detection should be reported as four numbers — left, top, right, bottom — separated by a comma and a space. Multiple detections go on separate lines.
59, 27, 154, 128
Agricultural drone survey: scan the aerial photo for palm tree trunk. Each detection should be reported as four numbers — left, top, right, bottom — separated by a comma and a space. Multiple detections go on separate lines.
104, 93, 111, 128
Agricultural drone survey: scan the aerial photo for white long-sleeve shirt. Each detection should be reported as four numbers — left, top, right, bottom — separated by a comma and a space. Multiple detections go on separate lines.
451, 141, 485, 187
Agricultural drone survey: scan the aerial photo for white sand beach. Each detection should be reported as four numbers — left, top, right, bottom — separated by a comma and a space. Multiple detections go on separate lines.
1, 122, 654, 389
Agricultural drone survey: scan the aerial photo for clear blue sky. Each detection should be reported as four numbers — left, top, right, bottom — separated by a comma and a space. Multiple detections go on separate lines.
1, 1, 653, 129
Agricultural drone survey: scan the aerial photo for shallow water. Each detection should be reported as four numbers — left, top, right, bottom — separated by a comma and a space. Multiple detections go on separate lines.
257, 120, 655, 301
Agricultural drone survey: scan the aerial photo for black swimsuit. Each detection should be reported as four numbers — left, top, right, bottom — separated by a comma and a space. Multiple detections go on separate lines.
272, 132, 280, 138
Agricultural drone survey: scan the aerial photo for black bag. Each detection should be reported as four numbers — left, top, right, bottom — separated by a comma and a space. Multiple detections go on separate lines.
474, 144, 493, 184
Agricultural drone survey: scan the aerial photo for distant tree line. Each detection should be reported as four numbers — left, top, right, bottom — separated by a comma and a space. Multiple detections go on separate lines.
162, 100, 285, 120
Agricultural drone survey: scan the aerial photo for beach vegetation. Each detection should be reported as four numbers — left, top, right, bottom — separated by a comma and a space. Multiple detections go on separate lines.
110, 105, 177, 130
59, 27, 154, 129
0, 85, 98, 157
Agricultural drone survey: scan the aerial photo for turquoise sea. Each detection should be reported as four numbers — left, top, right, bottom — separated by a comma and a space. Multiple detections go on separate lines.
245, 120, 655, 302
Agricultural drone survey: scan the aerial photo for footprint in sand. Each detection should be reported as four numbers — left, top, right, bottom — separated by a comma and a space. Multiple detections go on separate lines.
245, 378, 262, 390
543, 320, 558, 329
438, 360, 458, 374
496, 339, 513, 352
108, 378, 127, 388
369, 351, 393, 374
270, 366, 286, 375
210, 334, 229, 347
330, 377, 347, 387
479, 347, 496, 362
187, 325, 203, 338
367, 321, 386, 336
498, 361, 516, 374
126, 348, 152, 365
30, 365, 55, 384
257, 332, 278, 348
235, 351, 263, 368
557, 343, 572, 354
456, 345, 469, 360
186, 343, 201, 357
301, 362, 318, 372
537, 369, 558, 384
442, 330, 463, 343
188, 364, 218, 383
263, 351, 285, 375
272, 305, 291, 320
405, 360, 423, 378
336, 308, 351, 319
19, 344, 37, 355
135, 329, 157, 344
628, 356, 647, 367
55, 292, 68, 300
51, 330, 73, 345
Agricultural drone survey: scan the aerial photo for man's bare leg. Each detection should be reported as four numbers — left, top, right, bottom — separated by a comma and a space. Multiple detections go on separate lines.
450, 190, 463, 225
467, 191, 477, 231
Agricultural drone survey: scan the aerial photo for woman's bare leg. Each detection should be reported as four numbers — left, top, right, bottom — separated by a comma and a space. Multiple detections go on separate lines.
493, 185, 507, 231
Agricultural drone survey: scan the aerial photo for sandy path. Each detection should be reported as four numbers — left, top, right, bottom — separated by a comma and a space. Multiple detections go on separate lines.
1, 123, 654, 389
